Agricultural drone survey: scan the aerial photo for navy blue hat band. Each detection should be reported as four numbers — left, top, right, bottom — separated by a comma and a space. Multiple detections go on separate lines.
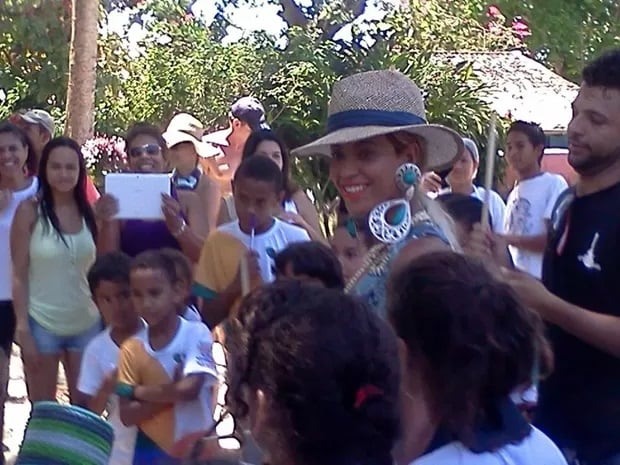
327, 109, 427, 133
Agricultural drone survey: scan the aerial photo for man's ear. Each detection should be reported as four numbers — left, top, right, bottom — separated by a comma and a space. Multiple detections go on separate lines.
277, 189, 285, 205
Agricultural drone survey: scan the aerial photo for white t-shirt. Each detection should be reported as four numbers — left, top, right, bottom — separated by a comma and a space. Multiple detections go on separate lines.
0, 178, 38, 300
437, 185, 506, 234
182, 304, 202, 322
117, 317, 218, 456
218, 218, 311, 283
412, 427, 567, 465
504, 173, 568, 278
77, 322, 147, 465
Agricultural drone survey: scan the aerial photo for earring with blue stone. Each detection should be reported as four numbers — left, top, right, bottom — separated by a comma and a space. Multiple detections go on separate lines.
368, 163, 421, 244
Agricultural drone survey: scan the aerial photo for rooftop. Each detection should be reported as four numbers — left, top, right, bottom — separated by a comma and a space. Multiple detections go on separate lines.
434, 50, 579, 132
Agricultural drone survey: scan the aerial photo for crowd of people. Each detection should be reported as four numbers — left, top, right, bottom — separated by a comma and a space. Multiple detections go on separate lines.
0, 46, 618, 465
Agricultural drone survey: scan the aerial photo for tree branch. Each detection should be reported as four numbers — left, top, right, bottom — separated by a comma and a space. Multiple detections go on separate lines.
320, 0, 367, 40
277, 0, 309, 28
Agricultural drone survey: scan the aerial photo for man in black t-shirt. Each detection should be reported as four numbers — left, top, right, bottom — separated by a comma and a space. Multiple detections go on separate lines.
504, 50, 620, 465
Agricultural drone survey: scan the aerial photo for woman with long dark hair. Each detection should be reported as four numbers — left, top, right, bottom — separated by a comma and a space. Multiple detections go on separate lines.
0, 122, 38, 459
11, 137, 101, 403
218, 130, 324, 242
389, 252, 565, 465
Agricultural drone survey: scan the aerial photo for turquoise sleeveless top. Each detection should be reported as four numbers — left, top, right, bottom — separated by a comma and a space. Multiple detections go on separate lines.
349, 220, 448, 319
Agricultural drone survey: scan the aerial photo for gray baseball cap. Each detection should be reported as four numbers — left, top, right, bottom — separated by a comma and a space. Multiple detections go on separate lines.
19, 109, 55, 136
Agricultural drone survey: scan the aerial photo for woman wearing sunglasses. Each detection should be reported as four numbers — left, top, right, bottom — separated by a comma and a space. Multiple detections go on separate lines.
96, 123, 208, 260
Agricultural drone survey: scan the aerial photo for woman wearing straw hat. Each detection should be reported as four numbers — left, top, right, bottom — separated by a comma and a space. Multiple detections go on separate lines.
294, 70, 463, 317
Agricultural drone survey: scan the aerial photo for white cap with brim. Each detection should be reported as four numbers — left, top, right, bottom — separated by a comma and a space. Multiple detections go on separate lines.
292, 70, 463, 173
163, 130, 212, 158
19, 109, 55, 137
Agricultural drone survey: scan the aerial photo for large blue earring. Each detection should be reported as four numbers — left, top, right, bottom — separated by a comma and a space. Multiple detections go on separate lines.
368, 163, 421, 244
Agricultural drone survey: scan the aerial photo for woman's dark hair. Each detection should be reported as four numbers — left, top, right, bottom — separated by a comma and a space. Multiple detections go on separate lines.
125, 122, 166, 152
273, 241, 345, 289
226, 281, 400, 465
437, 193, 493, 232
87, 252, 131, 295
0, 122, 38, 175
242, 130, 297, 200
38, 137, 97, 243
388, 251, 552, 447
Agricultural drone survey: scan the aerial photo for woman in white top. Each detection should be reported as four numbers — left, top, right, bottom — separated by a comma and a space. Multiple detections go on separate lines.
0, 123, 38, 456
388, 251, 566, 465
12, 137, 101, 403
217, 130, 324, 242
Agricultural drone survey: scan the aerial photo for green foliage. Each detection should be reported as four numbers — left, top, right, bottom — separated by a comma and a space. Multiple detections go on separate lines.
0, 0, 70, 118
494, 0, 620, 81
2, 0, 617, 223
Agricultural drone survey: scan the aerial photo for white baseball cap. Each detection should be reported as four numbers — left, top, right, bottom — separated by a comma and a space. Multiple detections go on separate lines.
18, 109, 55, 136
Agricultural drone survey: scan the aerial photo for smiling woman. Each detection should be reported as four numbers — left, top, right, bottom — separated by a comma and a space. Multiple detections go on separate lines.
0, 123, 39, 457
95, 123, 209, 262
293, 70, 463, 317
10, 137, 101, 407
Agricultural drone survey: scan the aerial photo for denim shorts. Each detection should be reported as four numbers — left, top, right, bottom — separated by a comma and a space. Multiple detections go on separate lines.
28, 316, 102, 354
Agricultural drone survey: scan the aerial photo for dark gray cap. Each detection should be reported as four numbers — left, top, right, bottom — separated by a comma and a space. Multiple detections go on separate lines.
230, 96, 269, 131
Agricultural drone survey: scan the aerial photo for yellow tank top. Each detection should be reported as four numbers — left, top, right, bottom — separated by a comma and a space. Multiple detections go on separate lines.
28, 214, 100, 336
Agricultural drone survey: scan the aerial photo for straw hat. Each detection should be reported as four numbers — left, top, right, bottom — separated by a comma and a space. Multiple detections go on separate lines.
293, 70, 463, 172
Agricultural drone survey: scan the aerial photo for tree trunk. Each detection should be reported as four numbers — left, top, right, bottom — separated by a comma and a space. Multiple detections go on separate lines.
65, 0, 98, 145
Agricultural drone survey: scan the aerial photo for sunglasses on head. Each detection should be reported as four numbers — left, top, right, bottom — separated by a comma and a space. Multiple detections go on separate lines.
129, 144, 162, 158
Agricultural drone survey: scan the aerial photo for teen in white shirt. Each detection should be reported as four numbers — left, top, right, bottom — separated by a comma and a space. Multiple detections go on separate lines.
503, 122, 568, 278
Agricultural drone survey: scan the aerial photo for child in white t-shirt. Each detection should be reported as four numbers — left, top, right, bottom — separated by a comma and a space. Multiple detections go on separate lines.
503, 121, 568, 278
117, 251, 217, 465
77, 252, 145, 465
194, 155, 310, 328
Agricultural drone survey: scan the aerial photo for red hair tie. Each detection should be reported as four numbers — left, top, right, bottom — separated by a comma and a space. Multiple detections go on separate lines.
354, 384, 384, 409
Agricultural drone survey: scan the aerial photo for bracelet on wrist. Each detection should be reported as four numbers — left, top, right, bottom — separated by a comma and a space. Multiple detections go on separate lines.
172, 219, 188, 238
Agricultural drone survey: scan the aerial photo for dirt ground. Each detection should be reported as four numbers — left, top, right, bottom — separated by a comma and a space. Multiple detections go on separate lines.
3, 344, 69, 465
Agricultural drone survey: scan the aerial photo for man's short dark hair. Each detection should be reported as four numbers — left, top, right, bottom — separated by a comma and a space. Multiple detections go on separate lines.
583, 49, 620, 90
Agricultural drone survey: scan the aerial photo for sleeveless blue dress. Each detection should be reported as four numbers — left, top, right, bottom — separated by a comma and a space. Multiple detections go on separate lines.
350, 220, 448, 319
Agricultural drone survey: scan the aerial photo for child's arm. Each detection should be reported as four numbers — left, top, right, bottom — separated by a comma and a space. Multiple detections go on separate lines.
199, 250, 261, 328
78, 370, 118, 415
118, 397, 169, 426
133, 373, 207, 404
199, 280, 241, 329
116, 339, 169, 426
76, 336, 116, 415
